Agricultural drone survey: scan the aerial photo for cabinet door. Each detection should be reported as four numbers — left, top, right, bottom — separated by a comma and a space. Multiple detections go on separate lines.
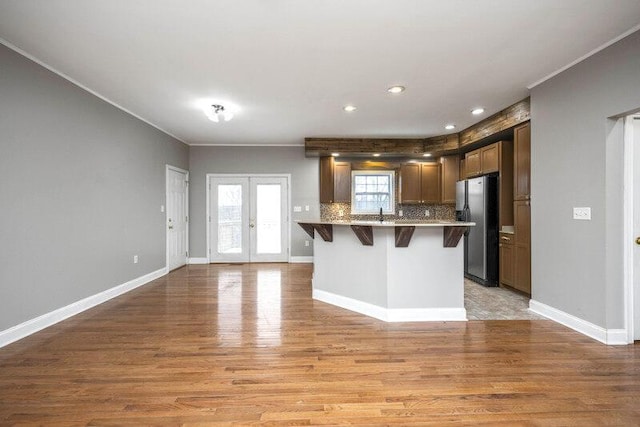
333, 162, 351, 203
319, 157, 335, 203
421, 163, 441, 203
500, 241, 515, 287
513, 200, 531, 295
465, 150, 481, 177
481, 144, 499, 173
514, 122, 531, 200
514, 244, 531, 294
514, 200, 530, 246
399, 163, 422, 204
459, 158, 466, 181
440, 155, 459, 204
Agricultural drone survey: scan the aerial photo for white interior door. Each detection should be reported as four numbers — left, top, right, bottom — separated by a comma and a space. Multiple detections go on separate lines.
633, 116, 640, 340
166, 166, 189, 271
209, 175, 289, 263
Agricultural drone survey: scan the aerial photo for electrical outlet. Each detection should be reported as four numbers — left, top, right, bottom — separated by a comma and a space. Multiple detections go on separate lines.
424, 209, 430, 217
305, 205, 310, 211
573, 207, 591, 220
398, 209, 403, 217
305, 240, 310, 247
133, 255, 139, 264
338, 210, 344, 217
160, 205, 165, 213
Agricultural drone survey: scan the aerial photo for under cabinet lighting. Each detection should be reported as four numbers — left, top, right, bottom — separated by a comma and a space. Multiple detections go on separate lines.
373, 153, 381, 157
331, 153, 340, 157
423, 153, 432, 157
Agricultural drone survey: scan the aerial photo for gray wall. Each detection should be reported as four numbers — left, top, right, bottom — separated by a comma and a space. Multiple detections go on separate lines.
530, 30, 640, 329
189, 146, 318, 258
0, 45, 188, 330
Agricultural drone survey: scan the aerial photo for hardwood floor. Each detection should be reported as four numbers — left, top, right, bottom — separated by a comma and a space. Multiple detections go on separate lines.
1, 263, 639, 426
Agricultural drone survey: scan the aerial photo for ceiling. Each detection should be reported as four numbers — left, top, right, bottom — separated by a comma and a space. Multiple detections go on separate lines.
1, 1, 639, 147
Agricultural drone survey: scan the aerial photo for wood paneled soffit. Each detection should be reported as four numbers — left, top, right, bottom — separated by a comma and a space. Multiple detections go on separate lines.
304, 98, 530, 157
458, 98, 530, 148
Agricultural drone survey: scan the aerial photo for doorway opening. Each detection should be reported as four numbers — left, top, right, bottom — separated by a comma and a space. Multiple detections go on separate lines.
166, 165, 189, 271
207, 174, 290, 263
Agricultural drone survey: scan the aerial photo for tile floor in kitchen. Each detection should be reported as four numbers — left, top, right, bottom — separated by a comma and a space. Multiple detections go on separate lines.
464, 279, 544, 320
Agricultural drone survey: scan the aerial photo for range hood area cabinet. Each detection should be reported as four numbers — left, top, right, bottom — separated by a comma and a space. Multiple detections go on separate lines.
399, 163, 441, 204
319, 156, 351, 203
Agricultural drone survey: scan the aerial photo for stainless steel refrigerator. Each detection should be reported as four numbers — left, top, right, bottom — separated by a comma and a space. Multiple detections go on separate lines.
456, 175, 499, 286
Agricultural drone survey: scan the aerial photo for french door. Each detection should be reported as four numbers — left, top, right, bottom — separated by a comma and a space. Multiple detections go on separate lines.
209, 175, 289, 263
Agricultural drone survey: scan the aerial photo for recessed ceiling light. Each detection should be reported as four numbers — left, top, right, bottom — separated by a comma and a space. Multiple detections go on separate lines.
331, 153, 340, 157
373, 153, 381, 157
343, 105, 357, 112
387, 86, 405, 94
445, 124, 456, 130
423, 153, 432, 157
471, 107, 485, 115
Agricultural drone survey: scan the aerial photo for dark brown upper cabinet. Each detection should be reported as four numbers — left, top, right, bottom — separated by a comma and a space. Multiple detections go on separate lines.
319, 157, 351, 203
514, 122, 531, 201
440, 155, 460, 204
399, 163, 441, 204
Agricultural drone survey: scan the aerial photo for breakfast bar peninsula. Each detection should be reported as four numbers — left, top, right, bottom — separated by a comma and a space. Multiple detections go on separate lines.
297, 220, 474, 322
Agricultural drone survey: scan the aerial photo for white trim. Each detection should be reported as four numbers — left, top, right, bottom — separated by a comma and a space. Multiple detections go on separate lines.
529, 299, 628, 345
166, 165, 189, 271
623, 116, 635, 343
0, 267, 167, 349
0, 38, 188, 146
527, 24, 640, 89
290, 256, 313, 263
188, 257, 209, 264
313, 289, 467, 322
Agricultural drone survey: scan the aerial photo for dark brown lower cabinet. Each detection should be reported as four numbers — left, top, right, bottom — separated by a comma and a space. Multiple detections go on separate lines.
513, 200, 531, 295
499, 233, 515, 288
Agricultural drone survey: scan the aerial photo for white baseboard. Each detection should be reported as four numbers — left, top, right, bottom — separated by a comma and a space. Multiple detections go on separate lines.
290, 256, 313, 263
0, 267, 167, 349
529, 299, 630, 345
313, 289, 467, 322
188, 257, 209, 265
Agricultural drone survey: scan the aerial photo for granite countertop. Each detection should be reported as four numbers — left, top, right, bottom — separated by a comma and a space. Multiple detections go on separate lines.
296, 219, 475, 227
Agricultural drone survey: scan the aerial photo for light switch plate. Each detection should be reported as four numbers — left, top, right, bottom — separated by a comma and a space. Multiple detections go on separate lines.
573, 207, 591, 220
293, 206, 302, 212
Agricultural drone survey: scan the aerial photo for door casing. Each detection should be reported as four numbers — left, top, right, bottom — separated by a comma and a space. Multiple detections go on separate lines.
166, 165, 189, 271
206, 173, 291, 263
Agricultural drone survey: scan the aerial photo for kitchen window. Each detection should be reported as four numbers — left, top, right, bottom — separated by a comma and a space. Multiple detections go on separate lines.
351, 170, 395, 214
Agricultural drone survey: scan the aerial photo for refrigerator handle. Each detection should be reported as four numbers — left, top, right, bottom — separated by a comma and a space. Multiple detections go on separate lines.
463, 206, 471, 236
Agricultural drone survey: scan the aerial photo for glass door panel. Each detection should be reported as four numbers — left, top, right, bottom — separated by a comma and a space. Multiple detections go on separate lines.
210, 177, 249, 262
255, 184, 282, 254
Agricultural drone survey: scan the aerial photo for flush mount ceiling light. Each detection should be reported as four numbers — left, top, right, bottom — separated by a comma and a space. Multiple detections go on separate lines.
445, 124, 456, 130
471, 107, 485, 115
387, 85, 405, 94
205, 104, 234, 122
343, 105, 357, 112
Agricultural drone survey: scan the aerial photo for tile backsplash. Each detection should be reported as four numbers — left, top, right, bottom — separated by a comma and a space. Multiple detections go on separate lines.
320, 203, 455, 222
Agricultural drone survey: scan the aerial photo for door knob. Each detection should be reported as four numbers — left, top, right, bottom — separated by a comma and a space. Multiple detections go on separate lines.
168, 225, 174, 230
250, 223, 255, 228
636, 237, 640, 245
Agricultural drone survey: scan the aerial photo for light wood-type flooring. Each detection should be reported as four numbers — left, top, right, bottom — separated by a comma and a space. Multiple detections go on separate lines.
1, 263, 639, 426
